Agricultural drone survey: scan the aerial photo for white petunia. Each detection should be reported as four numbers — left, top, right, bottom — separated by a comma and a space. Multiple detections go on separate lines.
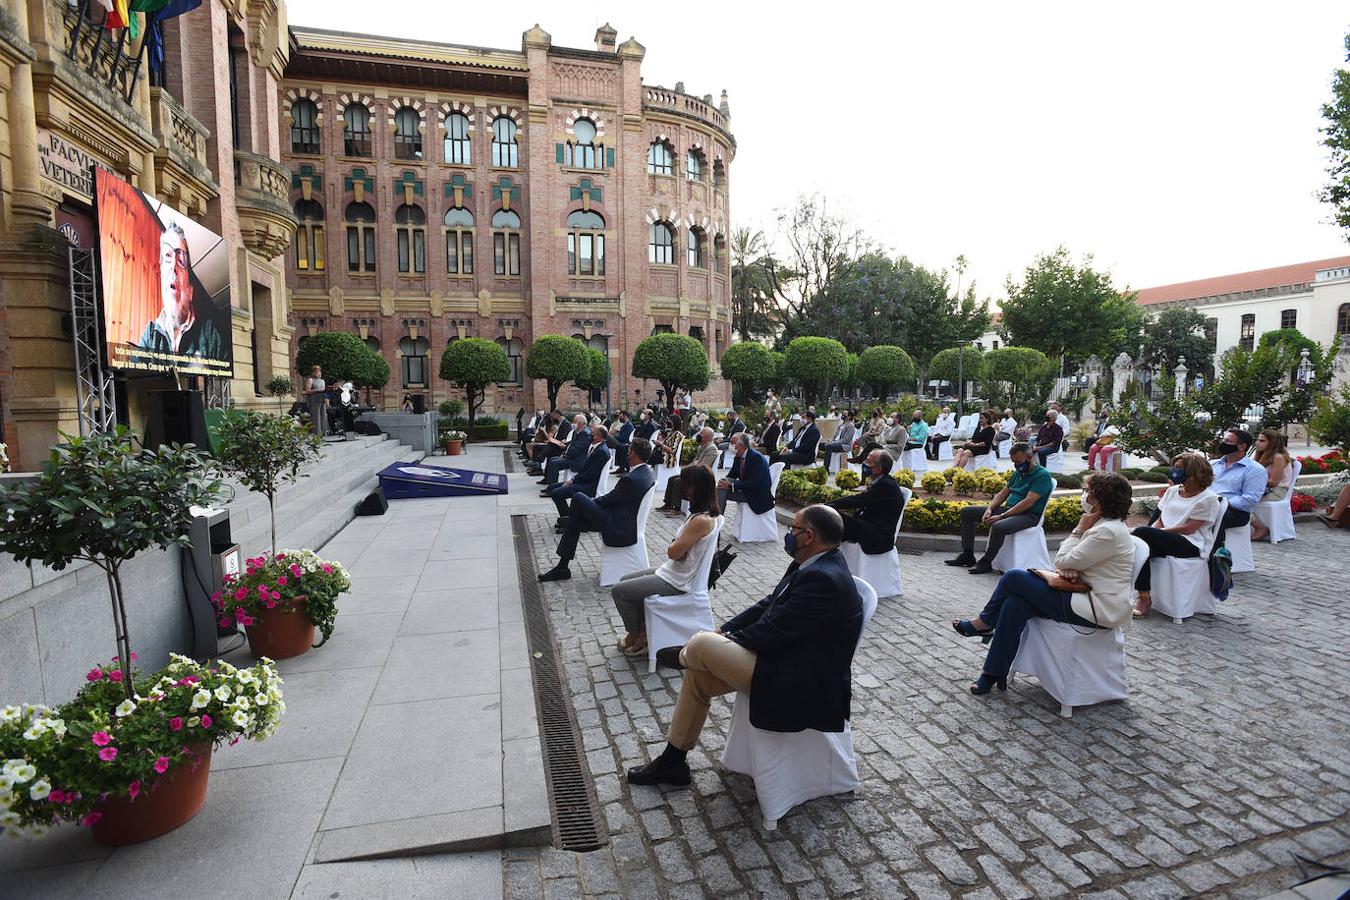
21, 727, 43, 741
190, 690, 211, 710
0, 707, 18, 723
213, 686, 231, 702
253, 692, 269, 706
187, 716, 200, 728
0, 811, 19, 827
231, 710, 249, 728
236, 670, 255, 685
114, 700, 137, 718
28, 779, 50, 801
11, 764, 35, 783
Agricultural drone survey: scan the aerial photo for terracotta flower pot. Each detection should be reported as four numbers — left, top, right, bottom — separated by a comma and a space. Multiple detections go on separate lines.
91, 743, 213, 846
446, 440, 463, 455
245, 595, 315, 659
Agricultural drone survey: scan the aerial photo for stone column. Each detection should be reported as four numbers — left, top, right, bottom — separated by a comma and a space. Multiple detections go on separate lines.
3, 1, 54, 233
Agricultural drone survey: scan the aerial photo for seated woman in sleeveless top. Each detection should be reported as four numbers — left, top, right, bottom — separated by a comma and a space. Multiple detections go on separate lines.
1250, 428, 1292, 541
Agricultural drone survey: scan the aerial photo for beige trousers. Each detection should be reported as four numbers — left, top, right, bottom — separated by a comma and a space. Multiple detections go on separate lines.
667, 631, 757, 749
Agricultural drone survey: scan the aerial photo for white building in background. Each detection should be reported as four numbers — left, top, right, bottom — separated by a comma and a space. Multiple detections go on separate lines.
1134, 256, 1350, 358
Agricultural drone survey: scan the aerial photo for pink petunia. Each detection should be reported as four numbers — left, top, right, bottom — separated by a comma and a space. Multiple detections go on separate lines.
169, 717, 183, 732
153, 756, 170, 774
218, 618, 231, 629
86, 668, 103, 682
321, 564, 333, 574
109, 670, 123, 683
276, 553, 287, 560
80, 812, 102, 828
128, 781, 140, 799
237, 613, 254, 627
235, 607, 249, 623
200, 714, 213, 729
210, 591, 222, 603
264, 600, 277, 609
234, 588, 248, 601
257, 585, 269, 596
184, 675, 198, 684
48, 790, 65, 804
129, 653, 137, 661
270, 591, 280, 601
276, 575, 288, 587
91, 731, 111, 747
98, 747, 118, 762
290, 564, 302, 577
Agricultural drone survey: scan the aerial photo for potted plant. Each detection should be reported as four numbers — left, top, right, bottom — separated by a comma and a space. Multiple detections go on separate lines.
211, 549, 351, 659
441, 430, 467, 456
0, 653, 283, 845
214, 409, 322, 555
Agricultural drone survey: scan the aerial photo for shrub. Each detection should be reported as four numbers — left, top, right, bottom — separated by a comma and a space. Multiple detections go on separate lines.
892, 468, 915, 489
526, 335, 589, 411
1297, 450, 1348, 474
1053, 472, 1084, 490
1310, 385, 1350, 452
438, 399, 464, 417
835, 469, 861, 489
976, 470, 1005, 495
803, 466, 829, 485
440, 338, 511, 436
296, 332, 372, 383
902, 498, 981, 533
1302, 471, 1350, 504
1132, 496, 1161, 519
856, 345, 916, 397
1138, 471, 1169, 483
1043, 497, 1084, 531
720, 342, 776, 401
1119, 467, 1145, 479
920, 471, 948, 495
1291, 492, 1317, 513
951, 470, 980, 496
942, 466, 962, 483
782, 336, 849, 405
632, 333, 710, 411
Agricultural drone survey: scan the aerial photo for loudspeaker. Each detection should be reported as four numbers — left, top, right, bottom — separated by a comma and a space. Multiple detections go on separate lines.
355, 488, 388, 517
146, 390, 210, 453
354, 419, 381, 436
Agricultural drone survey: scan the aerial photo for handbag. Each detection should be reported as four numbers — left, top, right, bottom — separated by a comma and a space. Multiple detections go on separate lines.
707, 542, 737, 590
1209, 546, 1233, 601
1029, 568, 1090, 593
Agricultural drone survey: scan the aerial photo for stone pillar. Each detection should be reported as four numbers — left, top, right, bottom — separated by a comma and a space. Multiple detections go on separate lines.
1173, 357, 1188, 400
3, 1, 54, 234
1111, 352, 1133, 406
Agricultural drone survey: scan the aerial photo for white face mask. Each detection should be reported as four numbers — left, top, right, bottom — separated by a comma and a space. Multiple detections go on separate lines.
1080, 493, 1093, 514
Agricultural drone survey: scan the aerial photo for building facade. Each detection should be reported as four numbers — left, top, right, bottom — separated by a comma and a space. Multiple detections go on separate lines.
280, 24, 735, 416
0, 0, 296, 471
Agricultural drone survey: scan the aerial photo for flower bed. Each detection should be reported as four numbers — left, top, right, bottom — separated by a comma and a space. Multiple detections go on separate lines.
0, 654, 283, 837
212, 550, 351, 648
1296, 450, 1347, 474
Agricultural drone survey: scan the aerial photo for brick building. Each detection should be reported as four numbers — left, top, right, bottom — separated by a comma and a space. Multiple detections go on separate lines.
280, 23, 736, 416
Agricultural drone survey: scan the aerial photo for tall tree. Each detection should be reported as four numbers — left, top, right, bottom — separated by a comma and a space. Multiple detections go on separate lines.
719, 341, 776, 404
729, 228, 779, 341
525, 335, 589, 411
1141, 307, 1214, 379
1320, 29, 1350, 237
763, 195, 872, 328
1001, 247, 1141, 369
440, 337, 511, 435
928, 346, 986, 400
632, 333, 710, 411
782, 336, 848, 406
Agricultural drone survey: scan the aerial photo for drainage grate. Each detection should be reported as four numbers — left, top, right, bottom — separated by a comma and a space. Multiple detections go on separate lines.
502, 448, 516, 473
511, 515, 607, 852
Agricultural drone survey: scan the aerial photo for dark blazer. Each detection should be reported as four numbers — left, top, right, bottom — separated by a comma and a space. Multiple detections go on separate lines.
615, 420, 635, 444
788, 423, 821, 460
571, 442, 612, 493
554, 419, 572, 441
562, 426, 591, 464
759, 422, 781, 453
831, 478, 905, 554
726, 418, 746, 437
728, 449, 775, 514
595, 463, 654, 547
721, 549, 863, 733
635, 420, 657, 440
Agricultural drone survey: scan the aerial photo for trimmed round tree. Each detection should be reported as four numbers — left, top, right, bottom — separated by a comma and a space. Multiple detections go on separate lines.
575, 348, 610, 411
526, 335, 589, 411
632, 333, 710, 411
984, 346, 1054, 411
928, 346, 985, 402
440, 337, 511, 436
719, 341, 775, 404
782, 336, 848, 406
296, 332, 370, 382
857, 345, 916, 399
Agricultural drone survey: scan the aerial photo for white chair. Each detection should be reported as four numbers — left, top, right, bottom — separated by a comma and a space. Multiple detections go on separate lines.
1010, 537, 1147, 718
643, 518, 724, 673
839, 488, 910, 598
595, 463, 614, 498
654, 437, 685, 495
991, 478, 1056, 573
1252, 459, 1300, 543
993, 433, 1012, 459
900, 447, 927, 473
952, 415, 978, 440
1150, 497, 1227, 624
962, 451, 994, 471
735, 463, 784, 543
1225, 523, 1254, 574
1044, 449, 1066, 472
599, 486, 657, 588
721, 577, 878, 830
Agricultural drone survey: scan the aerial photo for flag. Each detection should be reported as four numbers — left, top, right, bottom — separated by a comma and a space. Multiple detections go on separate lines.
155, 0, 202, 20
146, 0, 202, 75
106, 0, 129, 29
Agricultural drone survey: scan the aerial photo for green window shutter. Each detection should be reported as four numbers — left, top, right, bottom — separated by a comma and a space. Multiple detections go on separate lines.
606, 147, 615, 168
555, 143, 564, 164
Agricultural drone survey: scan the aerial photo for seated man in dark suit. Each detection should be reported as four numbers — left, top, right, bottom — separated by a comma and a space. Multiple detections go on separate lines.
544, 425, 612, 520
717, 433, 775, 519
526, 412, 569, 472
519, 409, 545, 458
757, 415, 781, 457
626, 504, 864, 786
828, 449, 905, 554
609, 410, 635, 473
541, 414, 591, 486
770, 410, 820, 467
715, 410, 747, 463
540, 439, 656, 582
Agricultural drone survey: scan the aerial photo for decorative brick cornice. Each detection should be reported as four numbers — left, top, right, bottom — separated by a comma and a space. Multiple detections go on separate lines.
564, 108, 607, 139
438, 101, 476, 132
486, 105, 522, 127
284, 87, 324, 124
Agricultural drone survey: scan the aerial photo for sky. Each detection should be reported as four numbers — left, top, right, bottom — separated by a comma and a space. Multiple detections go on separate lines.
288, 1, 1350, 304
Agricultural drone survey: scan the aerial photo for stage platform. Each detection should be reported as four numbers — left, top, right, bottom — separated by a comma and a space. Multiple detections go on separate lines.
376, 461, 510, 500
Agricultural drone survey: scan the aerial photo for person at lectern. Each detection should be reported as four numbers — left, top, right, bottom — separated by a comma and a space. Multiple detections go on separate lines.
138, 222, 224, 360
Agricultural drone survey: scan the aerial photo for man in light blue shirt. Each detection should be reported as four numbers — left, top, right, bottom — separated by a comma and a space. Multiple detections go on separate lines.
1210, 428, 1265, 548
906, 410, 929, 452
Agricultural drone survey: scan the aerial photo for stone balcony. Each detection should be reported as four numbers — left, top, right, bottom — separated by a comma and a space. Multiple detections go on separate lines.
149, 87, 217, 218
643, 86, 731, 138
233, 150, 296, 260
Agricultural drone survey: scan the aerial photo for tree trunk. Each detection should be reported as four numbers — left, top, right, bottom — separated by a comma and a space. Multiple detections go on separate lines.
106, 565, 135, 702
268, 490, 277, 556
547, 382, 560, 412
467, 388, 478, 444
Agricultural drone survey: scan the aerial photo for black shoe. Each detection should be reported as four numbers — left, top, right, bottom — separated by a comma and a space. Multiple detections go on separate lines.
538, 566, 571, 582
654, 646, 686, 670
970, 673, 1007, 695
968, 561, 994, 575
626, 758, 692, 787
944, 553, 976, 567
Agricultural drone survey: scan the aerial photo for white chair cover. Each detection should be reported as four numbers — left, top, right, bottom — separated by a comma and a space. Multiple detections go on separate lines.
953, 415, 978, 440
937, 440, 954, 461
1150, 497, 1227, 623
963, 452, 994, 471
1044, 449, 1066, 472
993, 434, 1012, 458
595, 464, 614, 498
735, 463, 784, 543
991, 478, 1056, 573
839, 488, 910, 598
644, 518, 724, 673
900, 447, 927, 473
1009, 537, 1146, 717
1225, 524, 1254, 573
653, 437, 684, 494
720, 577, 879, 829
1252, 459, 1300, 543
599, 486, 657, 587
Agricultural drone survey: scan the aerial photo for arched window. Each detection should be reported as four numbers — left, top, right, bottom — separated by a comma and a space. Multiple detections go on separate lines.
443, 206, 474, 275
565, 117, 600, 169
492, 209, 521, 276
294, 199, 324, 272
444, 112, 470, 165
649, 222, 674, 265
1339, 303, 1350, 335
497, 337, 524, 385
687, 227, 706, 269
344, 201, 376, 272
291, 99, 319, 154
398, 336, 430, 388
395, 204, 426, 273
566, 209, 605, 276
491, 116, 517, 168
713, 234, 727, 273
685, 149, 704, 182
647, 140, 673, 175
343, 104, 371, 157
393, 107, 421, 159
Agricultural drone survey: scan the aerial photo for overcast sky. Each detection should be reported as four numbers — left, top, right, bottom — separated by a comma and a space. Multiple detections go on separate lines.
289, 1, 1350, 303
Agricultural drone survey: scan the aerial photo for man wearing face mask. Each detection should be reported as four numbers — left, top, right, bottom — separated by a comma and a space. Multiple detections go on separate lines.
626, 504, 863, 788
1210, 428, 1265, 548
905, 409, 929, 453
945, 442, 1055, 574
828, 450, 905, 554
1032, 409, 1064, 467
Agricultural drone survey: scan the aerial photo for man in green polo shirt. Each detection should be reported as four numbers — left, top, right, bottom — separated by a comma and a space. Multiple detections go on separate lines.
945, 441, 1055, 574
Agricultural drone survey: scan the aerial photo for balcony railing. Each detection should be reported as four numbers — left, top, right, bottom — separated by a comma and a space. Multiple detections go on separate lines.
643, 87, 728, 132
149, 88, 210, 170
233, 150, 297, 259
60, 0, 144, 105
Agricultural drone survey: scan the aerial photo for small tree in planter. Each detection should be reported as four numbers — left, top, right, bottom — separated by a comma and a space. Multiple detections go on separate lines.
440, 337, 510, 438
0, 428, 223, 700
265, 374, 295, 416
525, 334, 588, 411
214, 410, 322, 556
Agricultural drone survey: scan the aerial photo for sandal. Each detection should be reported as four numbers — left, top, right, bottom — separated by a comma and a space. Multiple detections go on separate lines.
952, 618, 992, 638
622, 639, 648, 658
1132, 592, 1151, 619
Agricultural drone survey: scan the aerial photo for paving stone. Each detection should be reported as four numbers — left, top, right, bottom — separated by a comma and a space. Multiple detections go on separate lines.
1173, 861, 1233, 893
924, 844, 979, 885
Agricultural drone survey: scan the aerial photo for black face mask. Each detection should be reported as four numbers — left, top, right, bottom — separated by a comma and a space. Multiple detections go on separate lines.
1218, 441, 1239, 455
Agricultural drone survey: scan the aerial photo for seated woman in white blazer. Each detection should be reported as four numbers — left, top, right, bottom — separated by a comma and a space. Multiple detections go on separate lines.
951, 472, 1137, 695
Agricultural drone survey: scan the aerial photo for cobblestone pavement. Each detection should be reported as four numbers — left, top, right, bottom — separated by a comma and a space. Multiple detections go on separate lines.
504, 509, 1350, 899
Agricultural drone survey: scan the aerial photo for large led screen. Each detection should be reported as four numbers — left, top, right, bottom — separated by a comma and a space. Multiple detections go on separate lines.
95, 168, 233, 377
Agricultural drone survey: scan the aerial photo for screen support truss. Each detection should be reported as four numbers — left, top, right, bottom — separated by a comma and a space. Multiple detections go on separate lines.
204, 376, 231, 409
68, 247, 117, 436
